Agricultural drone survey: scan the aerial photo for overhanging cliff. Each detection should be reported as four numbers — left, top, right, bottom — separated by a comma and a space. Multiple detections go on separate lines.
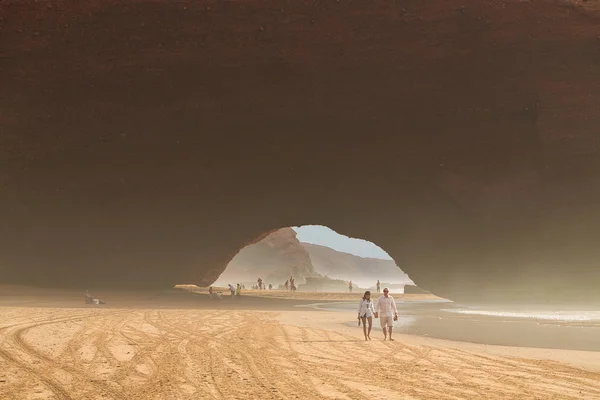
1, 0, 599, 303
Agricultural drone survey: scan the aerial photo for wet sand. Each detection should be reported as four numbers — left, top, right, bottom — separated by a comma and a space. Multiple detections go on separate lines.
312, 301, 600, 352
0, 286, 599, 399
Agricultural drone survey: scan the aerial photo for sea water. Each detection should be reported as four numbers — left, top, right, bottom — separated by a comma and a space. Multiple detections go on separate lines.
307, 299, 600, 351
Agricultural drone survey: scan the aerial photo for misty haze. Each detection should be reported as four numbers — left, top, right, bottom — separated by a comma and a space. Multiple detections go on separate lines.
2, 0, 600, 399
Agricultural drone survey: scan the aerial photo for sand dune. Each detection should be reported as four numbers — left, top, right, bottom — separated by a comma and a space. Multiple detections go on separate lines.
1, 297, 599, 399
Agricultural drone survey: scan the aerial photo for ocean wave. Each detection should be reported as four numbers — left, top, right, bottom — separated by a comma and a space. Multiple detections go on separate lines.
441, 308, 600, 322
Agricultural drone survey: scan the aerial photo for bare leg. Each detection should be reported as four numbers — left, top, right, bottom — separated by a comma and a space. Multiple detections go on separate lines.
361, 317, 367, 340
388, 327, 394, 341
367, 317, 372, 339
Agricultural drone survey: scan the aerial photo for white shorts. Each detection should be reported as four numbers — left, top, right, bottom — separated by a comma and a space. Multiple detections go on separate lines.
380, 316, 394, 328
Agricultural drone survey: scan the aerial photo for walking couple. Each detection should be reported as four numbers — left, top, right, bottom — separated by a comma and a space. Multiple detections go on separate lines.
357, 288, 398, 341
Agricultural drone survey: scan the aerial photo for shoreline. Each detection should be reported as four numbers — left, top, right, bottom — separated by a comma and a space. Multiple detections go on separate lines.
274, 309, 600, 373
178, 285, 445, 302
306, 300, 600, 353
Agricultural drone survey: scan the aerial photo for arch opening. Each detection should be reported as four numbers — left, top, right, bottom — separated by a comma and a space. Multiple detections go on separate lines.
212, 225, 425, 295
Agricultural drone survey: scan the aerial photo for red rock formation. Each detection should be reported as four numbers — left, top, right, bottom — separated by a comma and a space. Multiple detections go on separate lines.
215, 228, 318, 286
1, 0, 599, 303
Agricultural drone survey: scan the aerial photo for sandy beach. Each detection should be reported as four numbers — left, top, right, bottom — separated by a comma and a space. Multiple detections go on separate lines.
0, 287, 599, 399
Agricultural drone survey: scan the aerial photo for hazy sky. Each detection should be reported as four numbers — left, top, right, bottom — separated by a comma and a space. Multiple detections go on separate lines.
293, 225, 393, 260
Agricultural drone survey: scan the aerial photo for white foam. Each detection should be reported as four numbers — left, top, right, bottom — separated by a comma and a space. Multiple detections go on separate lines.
441, 308, 600, 322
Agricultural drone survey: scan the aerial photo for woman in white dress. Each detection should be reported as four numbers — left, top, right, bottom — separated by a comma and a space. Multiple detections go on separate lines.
357, 290, 375, 340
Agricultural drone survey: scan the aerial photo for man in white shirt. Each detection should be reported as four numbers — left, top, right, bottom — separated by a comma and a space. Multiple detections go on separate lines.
375, 287, 398, 341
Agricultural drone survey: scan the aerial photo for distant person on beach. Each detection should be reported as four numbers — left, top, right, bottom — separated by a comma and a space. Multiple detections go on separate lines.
349, 281, 353, 293
376, 280, 381, 293
209, 286, 221, 300
357, 290, 374, 340
268, 284, 273, 290
376, 287, 398, 341
285, 280, 289, 291
84, 290, 105, 305
228, 284, 236, 298
289, 277, 295, 291
257, 277, 263, 290
236, 284, 241, 297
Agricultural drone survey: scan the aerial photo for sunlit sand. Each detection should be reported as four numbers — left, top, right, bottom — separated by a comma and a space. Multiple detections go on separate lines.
180, 286, 442, 302
0, 286, 599, 399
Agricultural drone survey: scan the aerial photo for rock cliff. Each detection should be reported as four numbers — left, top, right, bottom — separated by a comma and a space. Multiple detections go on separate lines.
215, 228, 318, 286
301, 243, 411, 288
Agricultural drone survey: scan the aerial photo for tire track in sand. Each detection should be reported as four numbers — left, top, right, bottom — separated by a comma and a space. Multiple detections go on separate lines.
11, 311, 128, 399
0, 312, 99, 400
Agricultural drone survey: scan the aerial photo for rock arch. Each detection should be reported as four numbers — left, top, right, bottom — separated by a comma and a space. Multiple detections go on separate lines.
1, 0, 599, 303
